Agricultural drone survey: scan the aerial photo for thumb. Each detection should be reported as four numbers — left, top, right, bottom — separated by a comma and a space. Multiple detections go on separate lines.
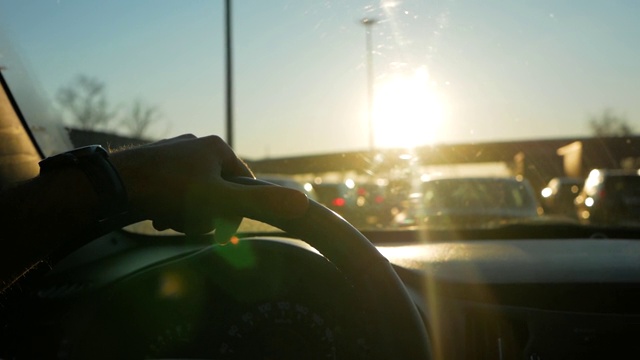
212, 185, 309, 244
217, 184, 310, 221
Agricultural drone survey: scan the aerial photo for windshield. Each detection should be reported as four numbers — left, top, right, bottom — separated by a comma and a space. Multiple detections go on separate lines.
1, 1, 639, 233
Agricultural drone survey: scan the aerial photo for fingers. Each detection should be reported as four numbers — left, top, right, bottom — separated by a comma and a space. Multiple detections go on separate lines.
197, 135, 255, 179
213, 183, 309, 220
152, 134, 252, 180
192, 136, 309, 221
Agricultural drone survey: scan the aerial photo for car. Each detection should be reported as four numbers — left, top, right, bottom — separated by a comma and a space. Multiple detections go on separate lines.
574, 169, 640, 226
2, 1, 640, 359
540, 176, 584, 218
312, 181, 395, 227
353, 182, 396, 227
394, 177, 542, 228
311, 181, 358, 215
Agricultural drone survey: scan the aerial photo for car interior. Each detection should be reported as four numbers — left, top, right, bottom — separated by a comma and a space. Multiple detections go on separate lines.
2, 2, 640, 359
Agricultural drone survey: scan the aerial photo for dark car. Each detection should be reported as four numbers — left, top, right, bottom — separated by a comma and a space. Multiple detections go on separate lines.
353, 182, 396, 227
312, 182, 357, 213
540, 176, 583, 218
394, 177, 542, 228
575, 169, 640, 225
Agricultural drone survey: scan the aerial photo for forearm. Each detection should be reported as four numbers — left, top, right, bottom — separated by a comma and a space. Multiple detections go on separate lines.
0, 146, 156, 290
0, 168, 100, 290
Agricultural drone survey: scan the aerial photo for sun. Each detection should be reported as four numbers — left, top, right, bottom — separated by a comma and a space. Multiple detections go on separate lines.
372, 67, 446, 149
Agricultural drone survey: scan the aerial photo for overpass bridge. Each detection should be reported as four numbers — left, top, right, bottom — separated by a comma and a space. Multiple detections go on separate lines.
245, 136, 640, 191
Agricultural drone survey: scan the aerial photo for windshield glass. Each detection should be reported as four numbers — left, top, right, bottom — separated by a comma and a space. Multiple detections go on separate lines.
1, 1, 639, 233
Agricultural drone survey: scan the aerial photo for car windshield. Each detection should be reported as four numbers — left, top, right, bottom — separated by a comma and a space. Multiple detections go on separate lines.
1, 1, 639, 233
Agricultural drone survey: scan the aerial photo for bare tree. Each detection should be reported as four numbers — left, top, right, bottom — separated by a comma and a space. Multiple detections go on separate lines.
589, 108, 634, 137
56, 75, 116, 131
121, 99, 161, 139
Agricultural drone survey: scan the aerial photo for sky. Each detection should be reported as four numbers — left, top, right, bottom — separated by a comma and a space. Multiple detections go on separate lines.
1, 0, 639, 159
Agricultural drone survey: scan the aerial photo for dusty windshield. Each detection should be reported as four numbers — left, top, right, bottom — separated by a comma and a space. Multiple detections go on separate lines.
1, 1, 639, 232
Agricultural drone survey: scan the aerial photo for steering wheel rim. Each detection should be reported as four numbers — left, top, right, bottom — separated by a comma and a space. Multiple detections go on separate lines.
234, 177, 431, 359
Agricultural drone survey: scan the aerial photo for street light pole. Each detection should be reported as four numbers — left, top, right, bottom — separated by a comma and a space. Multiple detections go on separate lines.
361, 17, 377, 151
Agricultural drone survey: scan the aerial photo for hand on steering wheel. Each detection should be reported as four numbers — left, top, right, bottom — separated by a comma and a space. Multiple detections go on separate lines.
110, 134, 309, 239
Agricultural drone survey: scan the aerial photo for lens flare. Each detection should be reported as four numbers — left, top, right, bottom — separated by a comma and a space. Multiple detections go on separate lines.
159, 272, 184, 298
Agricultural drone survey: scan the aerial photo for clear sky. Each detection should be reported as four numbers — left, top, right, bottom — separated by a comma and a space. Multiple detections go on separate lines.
1, 0, 639, 159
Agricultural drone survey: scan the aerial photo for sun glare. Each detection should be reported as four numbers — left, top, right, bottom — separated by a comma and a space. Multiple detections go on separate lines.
373, 67, 445, 149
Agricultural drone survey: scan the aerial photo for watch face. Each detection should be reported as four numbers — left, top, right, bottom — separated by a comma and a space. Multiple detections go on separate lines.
67, 145, 109, 158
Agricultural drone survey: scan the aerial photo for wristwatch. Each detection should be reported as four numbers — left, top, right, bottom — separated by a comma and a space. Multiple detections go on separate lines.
39, 145, 128, 222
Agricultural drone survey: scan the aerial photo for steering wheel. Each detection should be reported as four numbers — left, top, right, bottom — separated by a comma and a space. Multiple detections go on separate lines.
233, 177, 431, 359
4, 177, 431, 359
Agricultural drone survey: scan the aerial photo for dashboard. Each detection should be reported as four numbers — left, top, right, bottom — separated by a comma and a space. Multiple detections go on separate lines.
3, 229, 640, 359
378, 239, 640, 360
2, 234, 371, 359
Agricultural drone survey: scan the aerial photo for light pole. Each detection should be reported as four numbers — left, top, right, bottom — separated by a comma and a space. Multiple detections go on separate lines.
361, 17, 377, 151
